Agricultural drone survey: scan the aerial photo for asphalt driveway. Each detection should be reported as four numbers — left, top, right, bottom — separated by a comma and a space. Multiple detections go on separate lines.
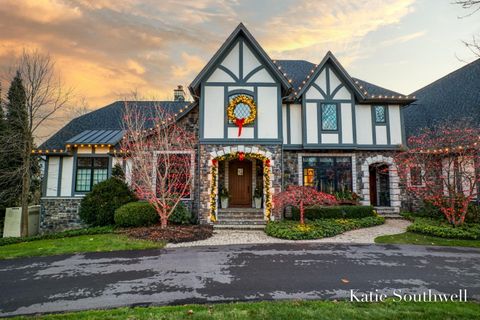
0, 243, 479, 316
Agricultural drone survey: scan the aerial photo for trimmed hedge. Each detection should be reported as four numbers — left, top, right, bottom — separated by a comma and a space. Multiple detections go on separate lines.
79, 178, 137, 226
0, 226, 114, 246
114, 202, 159, 227
290, 205, 376, 220
407, 218, 480, 240
266, 216, 385, 240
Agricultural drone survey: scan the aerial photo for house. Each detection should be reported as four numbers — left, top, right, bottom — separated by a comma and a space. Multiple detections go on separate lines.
36, 23, 416, 231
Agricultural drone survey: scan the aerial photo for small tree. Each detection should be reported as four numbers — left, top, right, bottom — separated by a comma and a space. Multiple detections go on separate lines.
396, 122, 480, 226
273, 186, 338, 225
122, 102, 195, 228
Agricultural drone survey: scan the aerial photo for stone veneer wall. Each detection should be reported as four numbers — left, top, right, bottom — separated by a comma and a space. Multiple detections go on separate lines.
40, 198, 84, 233
198, 144, 282, 223
282, 150, 408, 212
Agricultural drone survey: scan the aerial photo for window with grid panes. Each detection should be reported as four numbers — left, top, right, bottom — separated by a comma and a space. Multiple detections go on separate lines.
75, 157, 109, 192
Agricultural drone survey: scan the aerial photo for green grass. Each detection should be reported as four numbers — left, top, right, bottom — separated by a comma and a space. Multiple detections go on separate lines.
10, 300, 480, 319
375, 232, 480, 248
0, 234, 165, 259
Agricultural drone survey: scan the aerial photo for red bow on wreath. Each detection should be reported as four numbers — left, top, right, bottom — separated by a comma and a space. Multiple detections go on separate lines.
235, 118, 245, 137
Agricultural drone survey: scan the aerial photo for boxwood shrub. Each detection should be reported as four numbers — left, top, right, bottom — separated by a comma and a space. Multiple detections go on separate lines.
290, 205, 376, 220
168, 202, 193, 225
79, 178, 137, 226
408, 218, 480, 240
114, 202, 159, 227
265, 216, 385, 240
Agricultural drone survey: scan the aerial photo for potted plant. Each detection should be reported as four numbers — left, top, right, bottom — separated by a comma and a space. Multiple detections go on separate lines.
219, 186, 230, 209
253, 186, 263, 209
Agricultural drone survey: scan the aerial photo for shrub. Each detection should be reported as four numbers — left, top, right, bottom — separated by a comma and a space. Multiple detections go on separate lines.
79, 178, 137, 226
466, 204, 480, 224
168, 202, 193, 225
407, 218, 480, 240
114, 202, 159, 227
265, 216, 384, 240
415, 200, 444, 219
0, 226, 114, 246
290, 205, 375, 220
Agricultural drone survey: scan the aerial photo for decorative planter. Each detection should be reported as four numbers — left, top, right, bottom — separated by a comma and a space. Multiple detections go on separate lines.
221, 197, 229, 209
254, 197, 262, 209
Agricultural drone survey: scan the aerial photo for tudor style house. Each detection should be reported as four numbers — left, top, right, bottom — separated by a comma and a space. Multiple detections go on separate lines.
36, 23, 416, 231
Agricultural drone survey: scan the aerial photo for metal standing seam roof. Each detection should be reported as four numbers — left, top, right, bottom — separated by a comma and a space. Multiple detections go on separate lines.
66, 130, 124, 145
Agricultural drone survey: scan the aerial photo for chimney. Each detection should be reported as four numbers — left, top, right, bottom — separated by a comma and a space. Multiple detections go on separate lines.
173, 85, 185, 101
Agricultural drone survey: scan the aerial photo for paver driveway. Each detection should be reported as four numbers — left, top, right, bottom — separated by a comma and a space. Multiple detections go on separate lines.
0, 243, 479, 317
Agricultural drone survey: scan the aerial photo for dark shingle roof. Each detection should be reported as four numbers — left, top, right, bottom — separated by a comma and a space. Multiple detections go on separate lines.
403, 58, 480, 138
275, 59, 407, 101
39, 101, 192, 151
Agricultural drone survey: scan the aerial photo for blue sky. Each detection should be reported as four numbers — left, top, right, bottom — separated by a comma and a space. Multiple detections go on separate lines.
0, 0, 478, 138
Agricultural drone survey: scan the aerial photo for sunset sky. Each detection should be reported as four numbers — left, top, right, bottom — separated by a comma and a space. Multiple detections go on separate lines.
0, 0, 478, 141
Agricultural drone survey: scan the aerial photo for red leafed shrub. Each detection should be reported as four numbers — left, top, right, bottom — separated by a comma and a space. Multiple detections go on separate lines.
273, 186, 338, 224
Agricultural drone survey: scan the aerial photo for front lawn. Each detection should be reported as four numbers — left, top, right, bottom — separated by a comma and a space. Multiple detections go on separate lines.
0, 234, 165, 260
375, 232, 480, 248
10, 300, 480, 319
266, 216, 384, 240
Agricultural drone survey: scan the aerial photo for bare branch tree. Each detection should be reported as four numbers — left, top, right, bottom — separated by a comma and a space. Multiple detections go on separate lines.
122, 100, 195, 228
0, 49, 72, 236
453, 0, 480, 57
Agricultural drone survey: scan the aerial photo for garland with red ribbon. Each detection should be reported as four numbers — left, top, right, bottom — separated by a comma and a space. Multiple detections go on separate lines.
227, 95, 257, 137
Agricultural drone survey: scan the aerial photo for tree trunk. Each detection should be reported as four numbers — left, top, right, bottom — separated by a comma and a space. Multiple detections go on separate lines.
160, 215, 168, 229
300, 199, 305, 225
20, 140, 31, 237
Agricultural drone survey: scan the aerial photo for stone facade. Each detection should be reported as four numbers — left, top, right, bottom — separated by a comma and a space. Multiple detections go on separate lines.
40, 198, 84, 233
282, 150, 408, 212
198, 144, 283, 223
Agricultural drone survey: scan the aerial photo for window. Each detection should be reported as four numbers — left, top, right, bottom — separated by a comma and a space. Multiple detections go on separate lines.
155, 151, 194, 199
409, 166, 424, 187
228, 93, 254, 124
75, 157, 109, 192
302, 156, 352, 193
374, 105, 386, 123
321, 104, 338, 131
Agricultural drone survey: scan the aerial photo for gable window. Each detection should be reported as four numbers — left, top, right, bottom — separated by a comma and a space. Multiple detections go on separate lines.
75, 157, 109, 192
228, 93, 254, 124
374, 105, 386, 123
321, 103, 338, 131
302, 156, 352, 193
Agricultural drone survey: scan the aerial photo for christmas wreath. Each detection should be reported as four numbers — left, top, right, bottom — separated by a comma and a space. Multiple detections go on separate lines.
227, 95, 257, 136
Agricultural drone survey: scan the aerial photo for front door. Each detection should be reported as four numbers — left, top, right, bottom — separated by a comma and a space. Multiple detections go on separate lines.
229, 159, 252, 207
369, 164, 390, 207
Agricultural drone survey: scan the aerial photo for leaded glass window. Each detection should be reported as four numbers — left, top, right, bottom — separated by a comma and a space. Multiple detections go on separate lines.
228, 93, 253, 123
75, 157, 109, 192
302, 156, 352, 193
374, 105, 386, 123
321, 104, 338, 131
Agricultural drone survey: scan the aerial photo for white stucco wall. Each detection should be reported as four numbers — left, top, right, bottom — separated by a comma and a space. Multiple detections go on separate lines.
257, 86, 278, 139
203, 86, 224, 138
282, 104, 288, 144
221, 42, 240, 78
290, 104, 302, 144
60, 157, 73, 196
388, 105, 403, 145
306, 102, 318, 144
46, 156, 59, 196
375, 126, 388, 145
341, 103, 353, 143
356, 104, 373, 144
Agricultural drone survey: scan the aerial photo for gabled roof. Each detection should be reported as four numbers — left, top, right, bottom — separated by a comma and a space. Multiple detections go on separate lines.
189, 23, 292, 96
38, 100, 193, 152
403, 58, 480, 138
275, 52, 414, 104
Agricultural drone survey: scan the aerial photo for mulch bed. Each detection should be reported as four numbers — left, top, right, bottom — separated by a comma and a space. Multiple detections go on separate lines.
120, 224, 214, 243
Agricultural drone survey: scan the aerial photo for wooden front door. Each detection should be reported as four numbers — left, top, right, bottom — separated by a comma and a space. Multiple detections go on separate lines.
369, 164, 391, 207
229, 159, 252, 207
